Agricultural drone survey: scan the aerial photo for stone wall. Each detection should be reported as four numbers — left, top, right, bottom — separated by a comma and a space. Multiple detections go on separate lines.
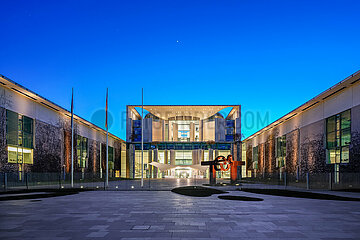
346, 104, 360, 172
264, 136, 276, 174
0, 106, 124, 175
0, 107, 16, 172
32, 120, 63, 172
286, 129, 299, 174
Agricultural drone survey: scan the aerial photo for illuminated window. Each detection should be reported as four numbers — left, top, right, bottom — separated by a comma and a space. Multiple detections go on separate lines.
252, 146, 258, 169
276, 135, 286, 168
6, 109, 34, 164
326, 110, 351, 164
108, 146, 114, 170
225, 120, 235, 142
134, 150, 149, 178
175, 150, 192, 165
178, 123, 190, 141
158, 151, 165, 164
7, 146, 33, 164
77, 136, 88, 168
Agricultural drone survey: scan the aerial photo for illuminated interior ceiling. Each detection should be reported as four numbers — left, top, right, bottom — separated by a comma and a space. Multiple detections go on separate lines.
129, 105, 239, 120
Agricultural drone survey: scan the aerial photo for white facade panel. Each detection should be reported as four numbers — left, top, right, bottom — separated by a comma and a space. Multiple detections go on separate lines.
323, 87, 353, 118
1, 85, 120, 145
352, 83, 360, 107
300, 103, 324, 128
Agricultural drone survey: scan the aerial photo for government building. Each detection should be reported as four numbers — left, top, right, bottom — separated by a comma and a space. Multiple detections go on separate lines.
1, 70, 360, 184
125, 105, 242, 179
242, 70, 360, 182
0, 75, 126, 180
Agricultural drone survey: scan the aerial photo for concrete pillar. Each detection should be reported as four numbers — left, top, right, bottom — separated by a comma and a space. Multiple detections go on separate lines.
192, 150, 198, 165
170, 150, 175, 165
148, 149, 153, 178
209, 149, 214, 161
153, 149, 158, 178
164, 150, 168, 164
190, 122, 195, 141
199, 149, 204, 162
128, 144, 135, 179
214, 149, 219, 159
199, 120, 203, 141
172, 123, 178, 141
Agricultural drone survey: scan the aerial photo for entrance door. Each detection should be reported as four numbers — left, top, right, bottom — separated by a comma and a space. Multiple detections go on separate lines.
175, 168, 191, 178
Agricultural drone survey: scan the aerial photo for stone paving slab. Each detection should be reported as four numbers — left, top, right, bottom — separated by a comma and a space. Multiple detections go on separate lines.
0, 190, 360, 239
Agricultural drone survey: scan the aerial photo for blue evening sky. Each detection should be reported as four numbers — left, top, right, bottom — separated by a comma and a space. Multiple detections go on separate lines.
0, 0, 359, 139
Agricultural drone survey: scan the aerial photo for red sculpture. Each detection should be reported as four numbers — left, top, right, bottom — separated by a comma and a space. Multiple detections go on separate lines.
201, 155, 245, 185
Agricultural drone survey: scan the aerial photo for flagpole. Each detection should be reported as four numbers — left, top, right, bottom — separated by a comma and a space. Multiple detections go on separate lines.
141, 88, 144, 187
71, 88, 74, 188
106, 88, 109, 188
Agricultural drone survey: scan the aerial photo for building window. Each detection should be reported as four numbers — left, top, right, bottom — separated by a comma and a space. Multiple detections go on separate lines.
76, 136, 88, 168
165, 124, 169, 141
108, 146, 114, 170
175, 150, 192, 165
178, 123, 190, 141
132, 120, 142, 142
252, 146, 258, 169
326, 110, 351, 164
193, 123, 200, 141
6, 109, 34, 164
276, 135, 286, 168
225, 120, 235, 142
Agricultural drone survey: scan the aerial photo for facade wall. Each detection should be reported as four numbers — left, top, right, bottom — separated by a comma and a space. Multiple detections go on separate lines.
299, 119, 328, 174
32, 119, 63, 172
285, 129, 299, 174
348, 104, 360, 172
125, 105, 241, 178
152, 120, 162, 142
0, 85, 125, 175
203, 121, 215, 141
243, 77, 360, 176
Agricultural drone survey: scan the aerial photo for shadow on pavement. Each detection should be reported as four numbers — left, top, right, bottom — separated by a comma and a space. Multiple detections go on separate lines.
171, 186, 228, 197
241, 188, 360, 201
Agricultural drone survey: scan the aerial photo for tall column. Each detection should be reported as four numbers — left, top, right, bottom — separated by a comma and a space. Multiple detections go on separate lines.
199, 120, 203, 141
164, 150, 168, 164
148, 149, 153, 178
128, 144, 135, 179
209, 149, 214, 161
170, 150, 176, 165
192, 150, 198, 165
199, 149, 204, 162
153, 149, 158, 178
172, 123, 178, 141
190, 122, 195, 141
214, 149, 219, 159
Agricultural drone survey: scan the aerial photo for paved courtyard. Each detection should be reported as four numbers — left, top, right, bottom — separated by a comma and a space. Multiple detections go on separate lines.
1, 189, 360, 239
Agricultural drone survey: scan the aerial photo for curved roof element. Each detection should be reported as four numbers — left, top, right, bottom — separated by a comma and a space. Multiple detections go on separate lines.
128, 105, 240, 120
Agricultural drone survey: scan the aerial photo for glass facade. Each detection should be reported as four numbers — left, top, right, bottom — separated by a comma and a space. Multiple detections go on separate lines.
252, 146, 258, 170
134, 150, 149, 178
76, 136, 88, 168
132, 120, 142, 142
326, 110, 351, 164
127, 106, 241, 179
169, 120, 200, 142
276, 135, 286, 168
225, 120, 235, 142
6, 109, 34, 164
175, 150, 192, 165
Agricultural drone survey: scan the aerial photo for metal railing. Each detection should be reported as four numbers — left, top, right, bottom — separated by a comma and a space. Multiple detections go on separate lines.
1, 171, 359, 192
0, 172, 208, 191
243, 172, 360, 190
